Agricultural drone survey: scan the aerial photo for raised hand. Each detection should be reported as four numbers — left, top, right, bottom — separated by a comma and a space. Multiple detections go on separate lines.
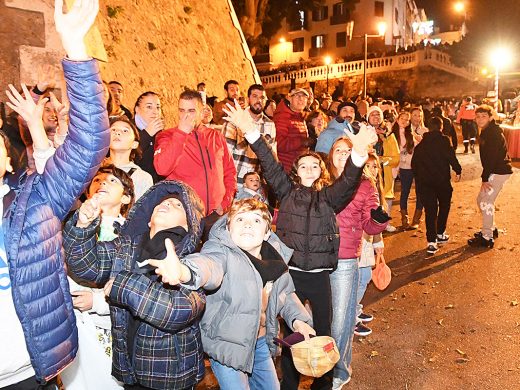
54, 0, 100, 61
49, 92, 69, 120
36, 64, 57, 93
6, 84, 50, 149
222, 99, 255, 134
77, 194, 101, 228
148, 239, 191, 285
349, 123, 378, 156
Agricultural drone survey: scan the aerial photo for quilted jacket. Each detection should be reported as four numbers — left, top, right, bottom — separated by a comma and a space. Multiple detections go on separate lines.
64, 181, 206, 390
336, 178, 388, 259
273, 99, 309, 172
3, 59, 109, 382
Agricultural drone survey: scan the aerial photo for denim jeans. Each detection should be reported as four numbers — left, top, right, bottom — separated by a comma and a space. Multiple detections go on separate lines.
330, 259, 359, 382
356, 266, 373, 318
210, 336, 279, 390
399, 168, 423, 211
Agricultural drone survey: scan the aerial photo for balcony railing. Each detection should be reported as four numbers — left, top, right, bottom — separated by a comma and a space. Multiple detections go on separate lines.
260, 48, 483, 89
330, 12, 349, 25
253, 53, 273, 64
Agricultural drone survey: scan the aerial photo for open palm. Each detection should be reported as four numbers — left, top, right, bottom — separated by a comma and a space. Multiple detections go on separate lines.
350, 123, 378, 155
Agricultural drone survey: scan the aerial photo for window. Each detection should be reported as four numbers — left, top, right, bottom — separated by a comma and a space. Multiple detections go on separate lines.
375, 1, 384, 17
292, 37, 304, 52
312, 5, 328, 21
311, 35, 326, 49
336, 32, 347, 47
331, 2, 349, 24
333, 2, 346, 17
288, 9, 308, 31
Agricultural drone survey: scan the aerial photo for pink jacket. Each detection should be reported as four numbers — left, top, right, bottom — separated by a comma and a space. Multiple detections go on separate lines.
336, 178, 388, 259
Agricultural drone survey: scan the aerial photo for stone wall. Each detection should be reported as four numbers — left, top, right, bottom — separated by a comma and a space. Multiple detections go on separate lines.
1, 0, 259, 127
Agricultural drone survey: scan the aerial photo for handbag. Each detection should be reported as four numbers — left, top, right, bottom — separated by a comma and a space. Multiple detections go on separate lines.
274, 333, 340, 377
372, 253, 391, 290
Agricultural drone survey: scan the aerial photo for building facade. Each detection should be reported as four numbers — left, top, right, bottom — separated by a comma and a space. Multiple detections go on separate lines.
257, 0, 427, 69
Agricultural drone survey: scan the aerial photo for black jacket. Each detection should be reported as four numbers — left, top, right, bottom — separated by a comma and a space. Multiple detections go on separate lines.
250, 136, 362, 271
479, 120, 513, 182
411, 131, 461, 187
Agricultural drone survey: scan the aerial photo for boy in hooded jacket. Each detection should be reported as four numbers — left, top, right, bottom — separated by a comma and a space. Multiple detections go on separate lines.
63, 181, 206, 390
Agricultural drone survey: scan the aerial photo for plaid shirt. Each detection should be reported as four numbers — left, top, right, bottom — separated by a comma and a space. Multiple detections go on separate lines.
223, 109, 277, 185
63, 213, 205, 390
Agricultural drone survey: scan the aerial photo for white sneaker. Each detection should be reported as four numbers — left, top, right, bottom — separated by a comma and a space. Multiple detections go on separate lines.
385, 224, 397, 232
332, 376, 352, 389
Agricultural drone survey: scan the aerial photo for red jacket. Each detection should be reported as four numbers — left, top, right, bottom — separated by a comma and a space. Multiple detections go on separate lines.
154, 126, 237, 214
336, 178, 388, 259
456, 102, 477, 122
273, 99, 309, 172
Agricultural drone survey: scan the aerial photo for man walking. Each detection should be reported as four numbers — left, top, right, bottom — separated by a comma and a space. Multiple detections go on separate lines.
412, 116, 462, 254
468, 105, 513, 248
456, 96, 477, 153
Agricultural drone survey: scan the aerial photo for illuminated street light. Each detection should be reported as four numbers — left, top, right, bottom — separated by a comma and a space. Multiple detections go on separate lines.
363, 22, 387, 98
454, 1, 465, 13
324, 56, 332, 92
490, 46, 514, 111
377, 22, 387, 37
279, 37, 288, 62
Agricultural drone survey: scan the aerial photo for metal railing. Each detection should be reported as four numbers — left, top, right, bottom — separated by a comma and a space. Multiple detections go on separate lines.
260, 48, 483, 89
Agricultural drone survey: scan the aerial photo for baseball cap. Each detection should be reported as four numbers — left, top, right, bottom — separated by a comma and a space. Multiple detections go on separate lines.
288, 88, 310, 98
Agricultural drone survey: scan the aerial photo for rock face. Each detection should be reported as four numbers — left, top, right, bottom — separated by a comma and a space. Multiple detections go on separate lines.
1, 0, 259, 126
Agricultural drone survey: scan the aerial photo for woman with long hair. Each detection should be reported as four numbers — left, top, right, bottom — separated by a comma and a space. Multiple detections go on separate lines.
327, 138, 389, 388
391, 111, 423, 229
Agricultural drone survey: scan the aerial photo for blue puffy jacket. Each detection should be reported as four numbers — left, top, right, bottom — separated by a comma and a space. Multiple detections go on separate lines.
3, 59, 109, 382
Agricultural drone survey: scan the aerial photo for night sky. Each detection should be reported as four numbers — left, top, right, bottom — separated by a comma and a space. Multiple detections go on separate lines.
415, 0, 520, 67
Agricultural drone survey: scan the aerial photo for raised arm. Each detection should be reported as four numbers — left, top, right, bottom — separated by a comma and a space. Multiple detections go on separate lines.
41, 0, 109, 220
223, 101, 293, 199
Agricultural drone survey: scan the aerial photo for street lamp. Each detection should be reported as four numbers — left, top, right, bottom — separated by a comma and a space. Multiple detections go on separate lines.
453, 2, 467, 36
324, 56, 332, 93
490, 47, 513, 112
279, 37, 288, 63
363, 22, 386, 99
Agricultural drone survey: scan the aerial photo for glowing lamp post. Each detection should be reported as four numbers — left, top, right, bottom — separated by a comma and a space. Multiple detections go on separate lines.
363, 22, 386, 99
324, 56, 332, 93
490, 47, 513, 112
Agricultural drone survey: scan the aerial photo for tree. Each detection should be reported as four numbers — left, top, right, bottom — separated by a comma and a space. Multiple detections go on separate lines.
232, 0, 360, 55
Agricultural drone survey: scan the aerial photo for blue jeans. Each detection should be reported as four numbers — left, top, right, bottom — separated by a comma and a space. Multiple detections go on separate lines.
399, 168, 423, 211
356, 266, 373, 318
210, 336, 279, 390
330, 259, 359, 382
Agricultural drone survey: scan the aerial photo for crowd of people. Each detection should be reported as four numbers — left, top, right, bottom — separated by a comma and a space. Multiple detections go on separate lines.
0, 1, 514, 390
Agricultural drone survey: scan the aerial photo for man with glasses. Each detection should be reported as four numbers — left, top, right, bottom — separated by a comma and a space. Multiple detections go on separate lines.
223, 84, 276, 186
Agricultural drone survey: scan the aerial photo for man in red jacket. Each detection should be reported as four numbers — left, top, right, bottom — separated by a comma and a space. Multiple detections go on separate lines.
154, 90, 237, 237
274, 88, 310, 172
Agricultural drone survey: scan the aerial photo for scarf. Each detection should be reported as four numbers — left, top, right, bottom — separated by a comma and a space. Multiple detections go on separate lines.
242, 241, 288, 286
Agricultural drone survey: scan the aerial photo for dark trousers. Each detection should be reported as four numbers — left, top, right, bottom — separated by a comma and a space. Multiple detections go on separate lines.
281, 270, 333, 390
2, 376, 59, 390
399, 168, 423, 211
461, 119, 477, 143
417, 183, 453, 243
